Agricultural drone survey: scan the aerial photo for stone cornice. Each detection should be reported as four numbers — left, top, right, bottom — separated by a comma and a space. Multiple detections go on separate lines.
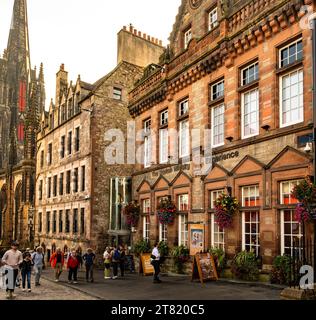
128, 0, 312, 117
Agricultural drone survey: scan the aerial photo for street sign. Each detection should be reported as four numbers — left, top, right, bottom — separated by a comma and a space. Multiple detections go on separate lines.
0, 266, 15, 290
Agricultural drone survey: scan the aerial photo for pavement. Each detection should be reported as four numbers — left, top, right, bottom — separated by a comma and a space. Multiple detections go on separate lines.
0, 276, 97, 300
37, 267, 283, 300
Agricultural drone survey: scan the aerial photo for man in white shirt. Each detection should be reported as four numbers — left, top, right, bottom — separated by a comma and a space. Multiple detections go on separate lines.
151, 242, 162, 283
1, 241, 23, 299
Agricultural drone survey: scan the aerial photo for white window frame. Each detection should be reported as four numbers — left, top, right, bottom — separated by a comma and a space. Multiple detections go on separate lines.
241, 62, 259, 86
208, 7, 218, 31
178, 214, 188, 247
143, 215, 150, 242
160, 110, 168, 126
211, 213, 225, 250
159, 128, 169, 164
242, 211, 260, 257
280, 209, 303, 257
144, 118, 151, 133
178, 194, 189, 212
179, 99, 189, 117
280, 180, 302, 205
210, 189, 225, 209
241, 88, 259, 139
113, 87, 122, 100
142, 199, 151, 214
211, 79, 224, 101
159, 223, 168, 243
241, 185, 260, 207
184, 28, 192, 49
179, 119, 190, 158
211, 104, 225, 147
279, 39, 303, 68
279, 68, 304, 128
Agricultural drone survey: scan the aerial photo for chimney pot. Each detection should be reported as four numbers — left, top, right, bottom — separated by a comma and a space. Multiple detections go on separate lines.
147, 35, 151, 41
129, 25, 133, 33
134, 29, 137, 35
138, 31, 142, 37
60, 63, 65, 71
143, 33, 147, 39
159, 40, 162, 46
123, 26, 127, 31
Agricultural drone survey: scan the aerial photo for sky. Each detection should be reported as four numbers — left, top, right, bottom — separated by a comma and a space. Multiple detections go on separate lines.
0, 0, 181, 109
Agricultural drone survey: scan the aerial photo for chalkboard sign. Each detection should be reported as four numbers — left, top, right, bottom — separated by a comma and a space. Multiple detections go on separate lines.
191, 253, 218, 285
139, 253, 154, 276
124, 255, 135, 273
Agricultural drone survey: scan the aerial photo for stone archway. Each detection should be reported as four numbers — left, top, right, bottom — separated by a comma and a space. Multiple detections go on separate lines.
0, 186, 7, 240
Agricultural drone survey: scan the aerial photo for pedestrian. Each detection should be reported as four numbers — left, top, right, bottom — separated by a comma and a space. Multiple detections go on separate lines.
31, 247, 44, 286
67, 250, 80, 284
76, 249, 83, 269
49, 247, 64, 282
19, 252, 33, 292
119, 245, 126, 277
151, 242, 162, 284
111, 246, 120, 280
103, 247, 112, 280
1, 241, 23, 299
82, 248, 96, 283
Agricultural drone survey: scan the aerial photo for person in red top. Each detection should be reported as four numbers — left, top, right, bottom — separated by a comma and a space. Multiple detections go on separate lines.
49, 248, 64, 282
67, 250, 80, 284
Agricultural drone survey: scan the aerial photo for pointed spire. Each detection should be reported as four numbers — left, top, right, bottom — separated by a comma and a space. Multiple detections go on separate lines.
39, 62, 44, 83
6, 0, 31, 82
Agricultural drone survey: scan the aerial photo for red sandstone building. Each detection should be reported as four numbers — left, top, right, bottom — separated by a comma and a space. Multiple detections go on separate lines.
128, 0, 315, 270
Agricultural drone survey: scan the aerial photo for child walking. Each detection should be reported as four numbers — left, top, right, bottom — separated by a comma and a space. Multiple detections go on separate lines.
19, 252, 33, 292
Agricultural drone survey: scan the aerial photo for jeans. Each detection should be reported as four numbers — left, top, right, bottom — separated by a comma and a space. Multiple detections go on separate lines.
152, 260, 160, 281
68, 267, 78, 282
34, 265, 43, 285
120, 260, 125, 277
21, 270, 31, 289
85, 264, 94, 281
112, 262, 119, 277
54, 262, 63, 280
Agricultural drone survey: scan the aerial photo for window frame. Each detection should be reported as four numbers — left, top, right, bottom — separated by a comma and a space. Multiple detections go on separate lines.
184, 28, 192, 49
242, 211, 260, 257
211, 103, 225, 148
279, 68, 304, 128
178, 194, 189, 212
113, 87, 122, 100
159, 128, 169, 164
241, 62, 259, 87
211, 79, 224, 101
159, 223, 168, 243
280, 180, 302, 205
143, 215, 150, 242
178, 214, 188, 247
241, 185, 260, 207
211, 213, 225, 250
279, 38, 303, 69
210, 189, 225, 209
208, 7, 218, 31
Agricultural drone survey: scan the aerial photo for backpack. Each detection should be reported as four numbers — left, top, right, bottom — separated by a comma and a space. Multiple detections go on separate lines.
113, 249, 121, 261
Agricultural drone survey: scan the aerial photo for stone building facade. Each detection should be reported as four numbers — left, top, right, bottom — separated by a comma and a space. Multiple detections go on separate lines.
35, 26, 164, 256
128, 0, 315, 270
0, 0, 45, 248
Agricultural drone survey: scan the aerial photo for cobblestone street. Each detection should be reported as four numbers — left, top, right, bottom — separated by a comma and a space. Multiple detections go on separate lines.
0, 267, 284, 300
0, 276, 97, 300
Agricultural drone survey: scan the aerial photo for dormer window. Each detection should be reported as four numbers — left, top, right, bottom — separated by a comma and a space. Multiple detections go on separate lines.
184, 28, 192, 49
208, 7, 218, 31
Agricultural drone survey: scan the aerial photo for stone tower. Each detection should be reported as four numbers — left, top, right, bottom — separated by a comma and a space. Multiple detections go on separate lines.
0, 0, 45, 247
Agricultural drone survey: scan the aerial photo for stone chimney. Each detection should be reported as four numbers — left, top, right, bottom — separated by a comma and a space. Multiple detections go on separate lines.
117, 25, 165, 67
55, 63, 68, 106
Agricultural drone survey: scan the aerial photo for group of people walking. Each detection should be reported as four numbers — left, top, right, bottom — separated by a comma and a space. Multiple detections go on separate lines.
50, 247, 96, 284
0, 241, 45, 299
103, 245, 126, 279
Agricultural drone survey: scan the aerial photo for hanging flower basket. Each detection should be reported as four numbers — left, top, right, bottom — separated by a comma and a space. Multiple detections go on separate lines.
291, 177, 316, 223
157, 197, 177, 225
123, 202, 140, 227
214, 194, 240, 229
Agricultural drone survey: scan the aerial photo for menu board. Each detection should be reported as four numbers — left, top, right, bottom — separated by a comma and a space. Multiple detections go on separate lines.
191, 253, 218, 285
139, 253, 154, 276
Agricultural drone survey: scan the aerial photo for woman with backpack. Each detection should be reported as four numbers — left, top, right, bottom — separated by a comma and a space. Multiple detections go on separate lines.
111, 246, 120, 280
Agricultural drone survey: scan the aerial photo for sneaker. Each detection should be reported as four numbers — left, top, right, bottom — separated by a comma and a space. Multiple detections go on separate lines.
104, 277, 111, 280
22, 289, 26, 292
55, 279, 59, 282
112, 276, 118, 280
28, 289, 31, 292
73, 281, 78, 284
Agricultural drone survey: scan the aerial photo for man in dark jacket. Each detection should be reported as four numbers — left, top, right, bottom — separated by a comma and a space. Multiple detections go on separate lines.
82, 248, 96, 283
